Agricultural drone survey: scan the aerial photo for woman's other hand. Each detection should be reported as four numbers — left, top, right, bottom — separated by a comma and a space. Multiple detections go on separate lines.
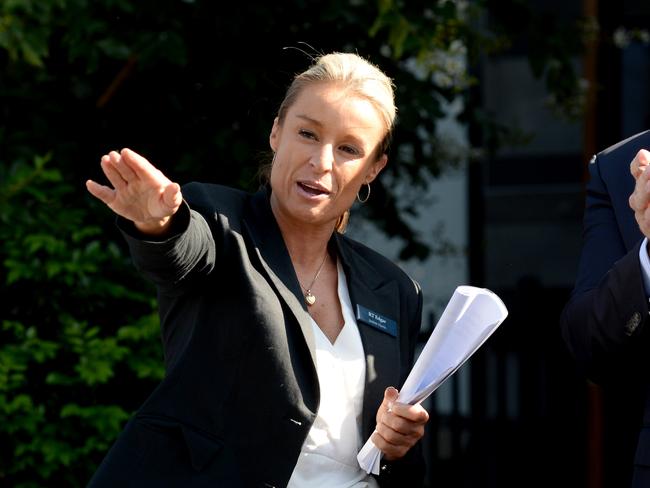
86, 148, 182, 235
371, 387, 429, 461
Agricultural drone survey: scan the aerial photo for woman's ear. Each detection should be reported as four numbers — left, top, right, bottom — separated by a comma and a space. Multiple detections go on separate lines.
365, 154, 388, 184
269, 117, 280, 152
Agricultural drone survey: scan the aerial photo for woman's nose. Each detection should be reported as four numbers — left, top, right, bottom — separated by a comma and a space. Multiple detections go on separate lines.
310, 144, 334, 172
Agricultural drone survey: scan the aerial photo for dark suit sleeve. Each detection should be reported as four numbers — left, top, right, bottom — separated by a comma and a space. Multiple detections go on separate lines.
116, 190, 218, 295
560, 156, 650, 384
376, 280, 426, 488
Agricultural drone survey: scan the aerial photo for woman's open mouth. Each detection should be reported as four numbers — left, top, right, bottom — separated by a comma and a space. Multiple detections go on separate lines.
297, 181, 330, 198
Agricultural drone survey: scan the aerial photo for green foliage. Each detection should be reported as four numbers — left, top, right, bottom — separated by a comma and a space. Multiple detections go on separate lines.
0, 0, 587, 485
481, 0, 591, 122
356, 0, 590, 257
0, 156, 163, 486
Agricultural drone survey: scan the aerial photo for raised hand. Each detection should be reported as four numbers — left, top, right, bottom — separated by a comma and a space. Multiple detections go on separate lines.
629, 149, 650, 239
86, 148, 182, 235
630, 149, 650, 180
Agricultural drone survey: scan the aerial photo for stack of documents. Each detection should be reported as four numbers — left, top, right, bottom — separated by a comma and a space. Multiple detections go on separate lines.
357, 285, 508, 474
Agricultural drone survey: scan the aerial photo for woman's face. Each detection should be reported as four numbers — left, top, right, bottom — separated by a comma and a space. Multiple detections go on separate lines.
269, 82, 387, 230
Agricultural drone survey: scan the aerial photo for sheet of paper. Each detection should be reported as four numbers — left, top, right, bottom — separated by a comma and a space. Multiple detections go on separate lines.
357, 285, 508, 475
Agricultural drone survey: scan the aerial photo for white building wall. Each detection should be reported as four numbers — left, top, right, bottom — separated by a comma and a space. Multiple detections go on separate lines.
347, 96, 469, 331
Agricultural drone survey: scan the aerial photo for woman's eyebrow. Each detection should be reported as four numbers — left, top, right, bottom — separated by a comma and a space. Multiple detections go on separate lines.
295, 114, 323, 127
295, 113, 369, 149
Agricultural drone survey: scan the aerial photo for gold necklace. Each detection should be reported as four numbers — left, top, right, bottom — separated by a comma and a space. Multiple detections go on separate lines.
298, 252, 328, 306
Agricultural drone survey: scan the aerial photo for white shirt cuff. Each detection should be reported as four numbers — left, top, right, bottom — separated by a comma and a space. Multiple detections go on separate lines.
638, 237, 650, 297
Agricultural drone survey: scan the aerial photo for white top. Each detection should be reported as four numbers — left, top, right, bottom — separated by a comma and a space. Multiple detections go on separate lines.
287, 261, 379, 488
640, 238, 650, 295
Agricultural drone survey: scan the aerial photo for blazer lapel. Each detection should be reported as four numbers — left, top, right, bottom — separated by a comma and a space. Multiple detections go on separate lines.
243, 189, 401, 438
335, 233, 401, 440
243, 188, 317, 368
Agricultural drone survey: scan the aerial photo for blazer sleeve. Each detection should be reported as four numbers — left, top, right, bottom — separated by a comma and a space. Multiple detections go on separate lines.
116, 184, 219, 296
560, 156, 650, 384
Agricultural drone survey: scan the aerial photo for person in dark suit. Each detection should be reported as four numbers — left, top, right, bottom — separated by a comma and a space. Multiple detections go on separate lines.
561, 129, 650, 487
85, 52, 429, 487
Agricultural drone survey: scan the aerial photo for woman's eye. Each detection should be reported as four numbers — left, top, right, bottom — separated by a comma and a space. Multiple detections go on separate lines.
299, 129, 316, 140
340, 145, 360, 156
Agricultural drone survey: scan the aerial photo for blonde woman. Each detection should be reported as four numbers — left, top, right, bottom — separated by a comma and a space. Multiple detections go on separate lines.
87, 52, 429, 488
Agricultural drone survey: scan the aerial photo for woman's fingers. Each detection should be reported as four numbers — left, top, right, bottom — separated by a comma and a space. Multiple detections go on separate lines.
376, 403, 428, 445
112, 152, 138, 183
372, 412, 423, 461
89, 148, 180, 230
372, 387, 429, 460
101, 153, 128, 191
120, 147, 166, 184
86, 179, 116, 205
374, 417, 419, 444
382, 405, 429, 433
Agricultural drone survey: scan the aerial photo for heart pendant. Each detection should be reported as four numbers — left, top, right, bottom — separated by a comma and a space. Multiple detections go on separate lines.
305, 292, 316, 306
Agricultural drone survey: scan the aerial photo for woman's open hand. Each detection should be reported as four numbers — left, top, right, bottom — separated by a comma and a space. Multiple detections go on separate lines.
372, 387, 429, 461
86, 148, 182, 235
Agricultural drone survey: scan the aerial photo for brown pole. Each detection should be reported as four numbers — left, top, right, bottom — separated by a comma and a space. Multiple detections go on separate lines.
583, 0, 599, 167
96, 55, 138, 109
583, 0, 603, 487
587, 381, 604, 488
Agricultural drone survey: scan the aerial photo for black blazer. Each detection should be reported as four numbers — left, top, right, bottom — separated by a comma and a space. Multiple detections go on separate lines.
561, 130, 650, 487
88, 183, 425, 488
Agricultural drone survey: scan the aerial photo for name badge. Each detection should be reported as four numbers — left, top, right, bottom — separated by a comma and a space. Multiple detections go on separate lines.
356, 304, 397, 337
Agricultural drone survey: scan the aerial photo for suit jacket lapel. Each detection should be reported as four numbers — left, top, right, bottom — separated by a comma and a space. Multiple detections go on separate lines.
335, 233, 401, 440
243, 187, 317, 368
243, 189, 401, 439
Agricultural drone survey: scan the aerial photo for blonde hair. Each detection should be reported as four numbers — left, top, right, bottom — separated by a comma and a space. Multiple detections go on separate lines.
277, 52, 396, 158
270, 52, 396, 233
